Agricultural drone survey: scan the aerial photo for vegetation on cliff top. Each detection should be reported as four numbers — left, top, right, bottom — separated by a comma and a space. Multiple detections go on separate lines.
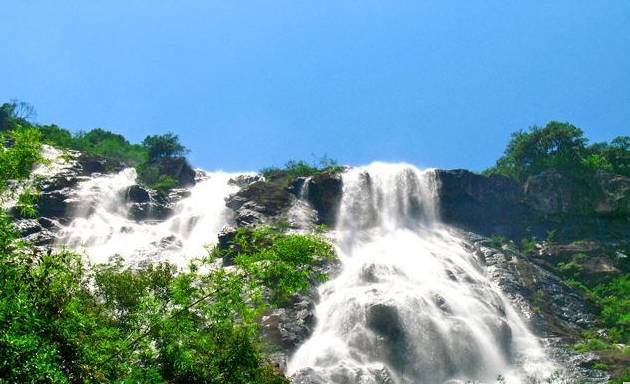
1, 100, 192, 191
485, 121, 630, 183
261, 157, 344, 186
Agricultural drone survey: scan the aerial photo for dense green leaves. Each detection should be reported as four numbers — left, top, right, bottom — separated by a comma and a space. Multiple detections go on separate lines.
219, 226, 336, 305
486, 121, 630, 182
260, 158, 343, 186
0, 126, 44, 186
142, 132, 188, 162
0, 212, 334, 382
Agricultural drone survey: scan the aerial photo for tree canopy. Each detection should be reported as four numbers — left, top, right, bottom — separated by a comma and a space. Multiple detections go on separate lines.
486, 121, 630, 182
142, 133, 188, 162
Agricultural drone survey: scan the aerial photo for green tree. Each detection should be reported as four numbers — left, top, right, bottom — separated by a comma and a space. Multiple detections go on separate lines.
487, 122, 587, 182
587, 136, 630, 177
142, 132, 189, 162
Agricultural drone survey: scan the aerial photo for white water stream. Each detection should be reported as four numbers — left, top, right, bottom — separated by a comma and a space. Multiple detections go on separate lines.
56, 168, 242, 268
288, 163, 555, 384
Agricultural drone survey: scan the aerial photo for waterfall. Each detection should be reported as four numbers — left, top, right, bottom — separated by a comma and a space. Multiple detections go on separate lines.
289, 162, 555, 384
56, 168, 242, 267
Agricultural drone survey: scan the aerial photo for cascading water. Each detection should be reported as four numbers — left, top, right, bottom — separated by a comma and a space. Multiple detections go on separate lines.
56, 168, 243, 267
289, 163, 556, 384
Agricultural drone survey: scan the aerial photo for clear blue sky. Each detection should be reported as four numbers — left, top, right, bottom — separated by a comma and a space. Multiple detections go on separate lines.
1, 1, 629, 171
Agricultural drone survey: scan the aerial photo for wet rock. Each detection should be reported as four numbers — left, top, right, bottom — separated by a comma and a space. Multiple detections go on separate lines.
225, 180, 293, 226
77, 153, 125, 175
228, 174, 261, 188
288, 177, 308, 196
291, 368, 328, 384
467, 233, 596, 334
38, 190, 71, 220
260, 294, 317, 352
366, 303, 404, 343
307, 173, 343, 226
125, 185, 150, 203
128, 202, 173, 221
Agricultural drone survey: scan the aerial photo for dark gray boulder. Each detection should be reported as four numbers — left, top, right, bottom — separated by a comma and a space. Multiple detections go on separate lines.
125, 185, 151, 203
307, 173, 343, 226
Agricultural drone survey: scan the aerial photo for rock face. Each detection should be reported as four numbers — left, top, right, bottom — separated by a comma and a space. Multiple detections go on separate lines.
225, 180, 294, 226
524, 170, 594, 215
524, 169, 630, 216
465, 232, 610, 383
306, 173, 343, 226
592, 171, 630, 215
435, 168, 630, 240
435, 169, 533, 237
125, 185, 150, 203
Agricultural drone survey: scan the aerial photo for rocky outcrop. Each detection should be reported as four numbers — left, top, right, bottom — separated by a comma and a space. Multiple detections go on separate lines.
126, 187, 190, 222
466, 233, 596, 334
524, 170, 595, 215
464, 232, 609, 383
226, 180, 294, 226
125, 185, 150, 203
306, 173, 343, 226
435, 169, 630, 240
524, 169, 630, 216
592, 171, 630, 215
435, 169, 533, 237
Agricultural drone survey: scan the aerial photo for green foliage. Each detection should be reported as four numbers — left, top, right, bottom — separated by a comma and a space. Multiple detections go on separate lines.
215, 225, 336, 305
582, 153, 613, 173
313, 223, 330, 234
489, 234, 507, 249
591, 276, 630, 343
37, 124, 147, 166
588, 136, 630, 178
16, 187, 39, 218
545, 229, 558, 244
0, 212, 334, 382
487, 122, 630, 182
0, 126, 44, 191
135, 163, 181, 191
488, 122, 586, 182
260, 157, 344, 185
520, 237, 537, 254
37, 124, 75, 148
0, 100, 35, 132
609, 369, 630, 384
151, 175, 178, 192
142, 132, 188, 162
74, 128, 147, 165
532, 289, 545, 314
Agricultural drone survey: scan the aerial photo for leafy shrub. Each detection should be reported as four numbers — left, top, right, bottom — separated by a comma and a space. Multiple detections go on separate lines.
142, 132, 188, 162
260, 158, 344, 186
486, 122, 630, 182
0, 222, 335, 382
214, 225, 336, 305
0, 126, 44, 191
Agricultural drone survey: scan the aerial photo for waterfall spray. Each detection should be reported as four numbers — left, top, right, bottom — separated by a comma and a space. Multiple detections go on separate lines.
289, 163, 555, 384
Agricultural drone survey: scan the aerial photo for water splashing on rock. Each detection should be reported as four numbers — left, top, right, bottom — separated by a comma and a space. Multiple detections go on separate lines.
289, 162, 555, 384
56, 168, 243, 267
